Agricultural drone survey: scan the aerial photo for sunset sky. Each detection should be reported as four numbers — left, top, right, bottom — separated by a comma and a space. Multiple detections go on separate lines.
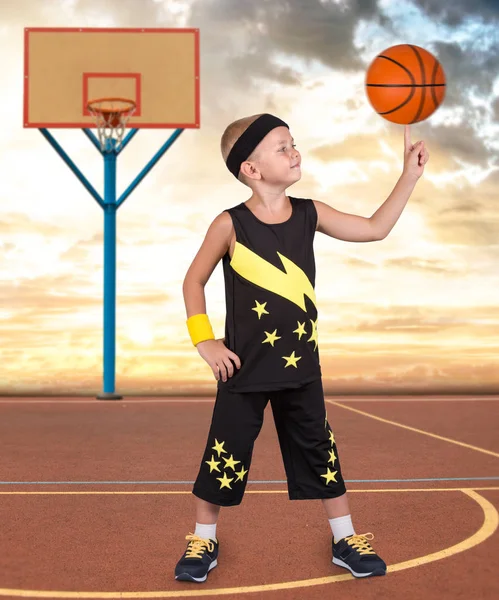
1, 0, 499, 395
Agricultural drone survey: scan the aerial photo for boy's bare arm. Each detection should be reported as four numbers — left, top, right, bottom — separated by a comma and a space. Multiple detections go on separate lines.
183, 212, 241, 382
183, 211, 233, 316
314, 201, 380, 243
313, 125, 429, 242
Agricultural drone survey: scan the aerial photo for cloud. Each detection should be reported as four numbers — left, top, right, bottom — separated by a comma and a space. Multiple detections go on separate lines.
429, 218, 498, 246
426, 169, 499, 247
381, 257, 460, 275
185, 0, 385, 126
430, 40, 499, 109
190, 0, 383, 70
493, 97, 499, 122
311, 134, 381, 163
336, 306, 499, 336
422, 122, 493, 167
321, 359, 499, 394
308, 123, 493, 184
0, 212, 64, 236
414, 0, 499, 25
0, 0, 182, 27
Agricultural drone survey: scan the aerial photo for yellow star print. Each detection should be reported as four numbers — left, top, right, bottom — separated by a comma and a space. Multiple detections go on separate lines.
329, 430, 336, 446
212, 439, 227, 457
252, 300, 269, 319
217, 472, 234, 489
262, 329, 281, 347
235, 466, 249, 482
321, 468, 338, 485
293, 321, 307, 340
205, 455, 221, 473
222, 454, 241, 471
308, 318, 318, 350
328, 449, 337, 465
282, 351, 302, 368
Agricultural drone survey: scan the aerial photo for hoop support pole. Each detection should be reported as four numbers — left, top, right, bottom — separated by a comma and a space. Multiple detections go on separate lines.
82, 128, 102, 153
117, 128, 139, 153
39, 128, 104, 209
100, 151, 122, 399
38, 126, 189, 400
117, 128, 184, 208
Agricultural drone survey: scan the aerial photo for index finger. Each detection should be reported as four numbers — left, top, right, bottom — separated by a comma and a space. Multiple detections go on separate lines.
404, 124, 411, 149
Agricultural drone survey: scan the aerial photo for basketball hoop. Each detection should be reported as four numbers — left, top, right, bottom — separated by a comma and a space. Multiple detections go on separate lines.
87, 97, 136, 151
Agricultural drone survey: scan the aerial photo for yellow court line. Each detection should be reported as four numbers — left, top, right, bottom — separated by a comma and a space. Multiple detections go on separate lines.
389, 489, 498, 573
0, 489, 496, 598
328, 400, 499, 459
0, 487, 499, 496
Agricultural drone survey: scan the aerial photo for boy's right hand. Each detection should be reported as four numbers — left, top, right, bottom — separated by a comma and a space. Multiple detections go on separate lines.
196, 339, 241, 382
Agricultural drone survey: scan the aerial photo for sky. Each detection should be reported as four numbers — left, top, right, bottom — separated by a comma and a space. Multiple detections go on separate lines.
1, 0, 499, 396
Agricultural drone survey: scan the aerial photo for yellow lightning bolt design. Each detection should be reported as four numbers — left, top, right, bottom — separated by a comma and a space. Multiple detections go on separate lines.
230, 242, 316, 312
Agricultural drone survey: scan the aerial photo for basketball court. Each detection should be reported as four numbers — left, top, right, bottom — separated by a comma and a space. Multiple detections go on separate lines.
0, 395, 497, 599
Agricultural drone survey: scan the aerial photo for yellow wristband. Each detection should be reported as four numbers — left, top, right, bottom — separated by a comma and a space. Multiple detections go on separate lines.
187, 314, 215, 346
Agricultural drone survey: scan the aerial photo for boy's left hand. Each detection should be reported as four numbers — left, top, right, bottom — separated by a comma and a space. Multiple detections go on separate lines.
403, 125, 429, 180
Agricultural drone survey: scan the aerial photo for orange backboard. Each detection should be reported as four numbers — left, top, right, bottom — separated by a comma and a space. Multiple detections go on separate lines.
24, 28, 200, 129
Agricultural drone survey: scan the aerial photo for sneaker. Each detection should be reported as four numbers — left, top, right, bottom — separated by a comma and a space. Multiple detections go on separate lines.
175, 534, 219, 583
332, 532, 386, 578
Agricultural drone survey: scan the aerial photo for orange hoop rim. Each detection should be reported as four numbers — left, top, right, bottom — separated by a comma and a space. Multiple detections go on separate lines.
87, 97, 136, 115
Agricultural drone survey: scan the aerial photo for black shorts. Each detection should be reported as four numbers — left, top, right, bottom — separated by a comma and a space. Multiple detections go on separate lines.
192, 378, 347, 506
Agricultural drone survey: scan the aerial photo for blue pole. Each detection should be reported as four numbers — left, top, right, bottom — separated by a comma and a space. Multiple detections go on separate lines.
82, 128, 102, 153
97, 144, 122, 400
40, 127, 187, 401
39, 129, 104, 208
117, 128, 184, 208
117, 128, 139, 153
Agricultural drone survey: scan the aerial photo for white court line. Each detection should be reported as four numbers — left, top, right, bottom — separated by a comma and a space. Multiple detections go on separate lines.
329, 400, 499, 459
325, 397, 499, 402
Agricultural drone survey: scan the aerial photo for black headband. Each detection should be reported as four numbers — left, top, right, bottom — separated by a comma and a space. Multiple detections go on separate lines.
226, 113, 289, 179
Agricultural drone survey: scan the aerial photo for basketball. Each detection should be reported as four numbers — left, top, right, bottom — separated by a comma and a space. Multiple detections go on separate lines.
365, 44, 446, 124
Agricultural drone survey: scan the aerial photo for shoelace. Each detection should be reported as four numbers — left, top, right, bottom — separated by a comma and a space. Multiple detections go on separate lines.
345, 532, 376, 555
184, 534, 215, 559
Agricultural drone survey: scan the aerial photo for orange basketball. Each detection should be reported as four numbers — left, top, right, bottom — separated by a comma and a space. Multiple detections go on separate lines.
365, 44, 446, 124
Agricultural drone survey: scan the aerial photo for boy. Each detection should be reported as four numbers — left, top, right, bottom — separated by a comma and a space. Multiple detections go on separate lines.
175, 113, 428, 583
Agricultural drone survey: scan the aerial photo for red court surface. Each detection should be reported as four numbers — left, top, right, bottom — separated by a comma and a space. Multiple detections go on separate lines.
0, 395, 498, 600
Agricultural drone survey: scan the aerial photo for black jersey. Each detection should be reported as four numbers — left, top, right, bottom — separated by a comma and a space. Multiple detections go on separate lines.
219, 196, 321, 393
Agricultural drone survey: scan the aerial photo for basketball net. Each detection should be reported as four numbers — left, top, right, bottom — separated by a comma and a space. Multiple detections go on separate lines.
87, 97, 136, 151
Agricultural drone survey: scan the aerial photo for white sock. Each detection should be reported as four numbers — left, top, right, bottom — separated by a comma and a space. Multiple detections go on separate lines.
329, 514, 355, 543
194, 522, 217, 541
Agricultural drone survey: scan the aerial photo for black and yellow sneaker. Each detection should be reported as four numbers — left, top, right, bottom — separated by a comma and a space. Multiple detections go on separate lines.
175, 534, 219, 583
332, 533, 386, 578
